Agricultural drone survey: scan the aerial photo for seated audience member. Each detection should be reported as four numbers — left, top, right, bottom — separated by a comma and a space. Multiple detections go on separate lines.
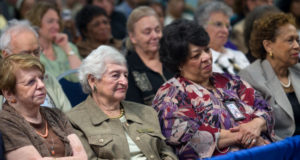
164, 0, 193, 26
87, 0, 127, 40
239, 13, 300, 141
243, 5, 280, 63
26, 2, 81, 82
277, 0, 300, 34
0, 54, 87, 159
194, 1, 249, 74
0, 131, 4, 160
153, 19, 274, 159
115, 0, 135, 19
125, 6, 173, 105
230, 0, 273, 54
75, 5, 122, 58
149, 1, 165, 27
15, 0, 35, 19
0, 20, 72, 112
67, 45, 177, 160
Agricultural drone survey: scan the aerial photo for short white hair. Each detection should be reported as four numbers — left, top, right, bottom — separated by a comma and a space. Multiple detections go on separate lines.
78, 45, 127, 94
0, 19, 38, 54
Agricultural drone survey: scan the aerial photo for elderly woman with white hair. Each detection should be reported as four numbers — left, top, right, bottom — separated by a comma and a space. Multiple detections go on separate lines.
67, 45, 177, 160
194, 1, 250, 74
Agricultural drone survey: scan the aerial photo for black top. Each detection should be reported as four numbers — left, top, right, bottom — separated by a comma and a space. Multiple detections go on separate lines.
286, 91, 300, 135
126, 50, 174, 105
110, 10, 127, 40
0, 131, 5, 160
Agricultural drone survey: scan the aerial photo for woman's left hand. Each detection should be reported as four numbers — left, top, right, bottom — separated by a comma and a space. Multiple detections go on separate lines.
230, 117, 267, 148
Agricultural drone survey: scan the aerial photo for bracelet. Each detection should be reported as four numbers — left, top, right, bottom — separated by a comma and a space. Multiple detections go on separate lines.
67, 50, 75, 56
215, 129, 230, 154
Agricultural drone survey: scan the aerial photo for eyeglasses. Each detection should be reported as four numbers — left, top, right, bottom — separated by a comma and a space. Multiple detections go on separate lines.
207, 21, 231, 31
17, 47, 43, 57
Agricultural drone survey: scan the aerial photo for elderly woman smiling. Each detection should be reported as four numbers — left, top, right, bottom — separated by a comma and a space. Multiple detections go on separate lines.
153, 19, 274, 159
0, 54, 87, 160
67, 45, 177, 160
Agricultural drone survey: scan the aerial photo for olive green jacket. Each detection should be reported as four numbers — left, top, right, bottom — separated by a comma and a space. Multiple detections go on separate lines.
0, 71, 72, 112
67, 96, 178, 160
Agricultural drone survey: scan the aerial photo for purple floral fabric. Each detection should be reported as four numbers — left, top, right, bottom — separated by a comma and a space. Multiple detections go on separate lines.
152, 73, 274, 159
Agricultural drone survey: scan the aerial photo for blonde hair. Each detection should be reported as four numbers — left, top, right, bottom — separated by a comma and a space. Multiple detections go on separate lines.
26, 1, 63, 32
126, 6, 159, 50
0, 54, 45, 94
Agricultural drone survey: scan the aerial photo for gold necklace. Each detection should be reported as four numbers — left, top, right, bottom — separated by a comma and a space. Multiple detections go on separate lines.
110, 108, 124, 119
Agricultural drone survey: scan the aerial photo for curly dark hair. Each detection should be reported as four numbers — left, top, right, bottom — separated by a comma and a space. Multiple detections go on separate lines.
75, 5, 108, 40
250, 12, 295, 59
159, 19, 210, 74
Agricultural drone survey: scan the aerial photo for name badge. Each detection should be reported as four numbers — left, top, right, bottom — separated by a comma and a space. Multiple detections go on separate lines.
224, 101, 245, 121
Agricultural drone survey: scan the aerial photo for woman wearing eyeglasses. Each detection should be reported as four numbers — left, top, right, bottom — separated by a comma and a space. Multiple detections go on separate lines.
194, 1, 250, 75
0, 54, 87, 160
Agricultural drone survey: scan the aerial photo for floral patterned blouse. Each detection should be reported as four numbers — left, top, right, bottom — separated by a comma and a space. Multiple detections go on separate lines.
152, 73, 274, 159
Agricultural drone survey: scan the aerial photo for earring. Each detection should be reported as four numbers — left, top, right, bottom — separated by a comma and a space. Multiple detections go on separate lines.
10, 99, 16, 103
269, 51, 273, 58
93, 85, 97, 92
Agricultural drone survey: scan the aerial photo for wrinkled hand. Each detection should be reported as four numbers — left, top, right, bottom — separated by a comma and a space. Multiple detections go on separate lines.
230, 118, 266, 148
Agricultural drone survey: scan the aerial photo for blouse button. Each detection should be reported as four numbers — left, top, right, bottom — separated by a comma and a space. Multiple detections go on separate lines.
99, 139, 104, 143
150, 155, 154, 159
136, 137, 140, 141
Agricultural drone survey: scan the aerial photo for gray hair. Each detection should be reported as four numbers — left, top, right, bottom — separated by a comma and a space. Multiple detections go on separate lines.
78, 45, 127, 94
0, 19, 38, 54
194, 1, 233, 27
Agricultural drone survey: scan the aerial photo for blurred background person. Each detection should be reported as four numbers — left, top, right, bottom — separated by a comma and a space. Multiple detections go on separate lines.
138, 0, 166, 28
26, 2, 81, 82
154, 19, 273, 159
0, 20, 72, 112
88, 0, 127, 40
276, 0, 300, 35
239, 13, 300, 141
67, 45, 178, 160
149, 1, 165, 27
115, 0, 135, 19
15, 0, 35, 19
230, 0, 274, 54
243, 5, 280, 62
164, 0, 193, 26
75, 5, 122, 58
125, 6, 173, 105
195, 1, 249, 75
0, 54, 87, 159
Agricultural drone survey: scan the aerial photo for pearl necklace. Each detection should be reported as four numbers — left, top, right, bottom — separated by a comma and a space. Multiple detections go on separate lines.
279, 75, 291, 88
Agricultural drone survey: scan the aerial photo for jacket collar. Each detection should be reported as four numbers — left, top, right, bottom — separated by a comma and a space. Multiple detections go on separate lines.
261, 60, 294, 119
84, 96, 143, 125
